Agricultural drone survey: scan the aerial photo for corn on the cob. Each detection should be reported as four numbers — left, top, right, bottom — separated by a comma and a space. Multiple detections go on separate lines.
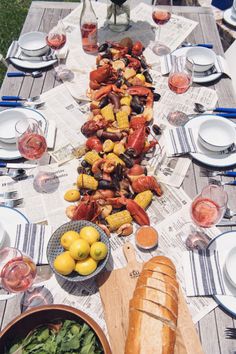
116, 111, 129, 129
103, 139, 115, 152
106, 153, 125, 165
100, 104, 115, 121
120, 95, 132, 106
106, 210, 132, 230
84, 151, 101, 165
134, 190, 153, 209
77, 174, 98, 190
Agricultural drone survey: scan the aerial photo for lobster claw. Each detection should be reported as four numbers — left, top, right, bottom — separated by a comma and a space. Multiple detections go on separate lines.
125, 199, 150, 226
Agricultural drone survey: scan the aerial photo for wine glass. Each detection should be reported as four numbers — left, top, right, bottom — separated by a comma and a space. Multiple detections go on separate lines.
0, 247, 36, 293
0, 247, 51, 309
46, 20, 68, 80
168, 56, 194, 94
15, 118, 47, 162
151, 0, 173, 56
184, 185, 228, 251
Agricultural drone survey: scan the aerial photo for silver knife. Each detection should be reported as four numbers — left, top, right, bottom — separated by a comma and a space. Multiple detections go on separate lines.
0, 162, 37, 169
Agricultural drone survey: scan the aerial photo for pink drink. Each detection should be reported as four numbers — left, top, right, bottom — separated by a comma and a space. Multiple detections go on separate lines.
18, 132, 47, 160
168, 72, 191, 94
46, 33, 66, 50
191, 197, 222, 227
152, 10, 171, 25
1, 256, 36, 293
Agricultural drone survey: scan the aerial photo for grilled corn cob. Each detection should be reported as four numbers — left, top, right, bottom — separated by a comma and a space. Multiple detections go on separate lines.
106, 153, 125, 165
84, 151, 101, 165
105, 210, 133, 231
77, 174, 98, 190
116, 111, 129, 129
134, 190, 153, 209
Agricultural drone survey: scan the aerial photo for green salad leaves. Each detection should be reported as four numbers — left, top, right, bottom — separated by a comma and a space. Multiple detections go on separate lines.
8, 320, 104, 354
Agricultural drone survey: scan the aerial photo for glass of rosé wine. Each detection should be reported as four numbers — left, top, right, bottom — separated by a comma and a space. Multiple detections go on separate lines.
46, 21, 69, 80
190, 184, 228, 228
168, 56, 194, 94
15, 118, 47, 162
151, 0, 173, 56
0, 247, 36, 294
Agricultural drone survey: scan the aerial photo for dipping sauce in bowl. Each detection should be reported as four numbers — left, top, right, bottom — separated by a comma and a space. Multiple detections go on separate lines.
135, 226, 158, 250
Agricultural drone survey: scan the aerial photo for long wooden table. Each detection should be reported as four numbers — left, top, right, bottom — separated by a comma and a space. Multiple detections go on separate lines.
1, 2, 236, 353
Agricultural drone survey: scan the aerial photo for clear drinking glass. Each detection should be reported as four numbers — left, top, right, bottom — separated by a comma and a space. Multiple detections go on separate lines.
15, 118, 47, 161
168, 56, 194, 94
46, 20, 68, 80
151, 0, 173, 56
190, 184, 228, 228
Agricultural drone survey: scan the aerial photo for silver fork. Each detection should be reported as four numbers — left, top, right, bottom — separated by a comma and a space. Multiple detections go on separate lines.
0, 190, 18, 199
0, 198, 23, 207
0, 101, 45, 109
209, 178, 236, 186
224, 207, 236, 219
225, 327, 236, 339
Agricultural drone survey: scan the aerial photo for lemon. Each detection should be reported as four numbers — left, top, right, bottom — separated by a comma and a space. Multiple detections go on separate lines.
135, 74, 146, 83
69, 239, 90, 260
80, 226, 100, 245
64, 189, 80, 202
54, 251, 75, 275
75, 257, 97, 276
90, 242, 108, 261
103, 139, 114, 153
60, 230, 80, 250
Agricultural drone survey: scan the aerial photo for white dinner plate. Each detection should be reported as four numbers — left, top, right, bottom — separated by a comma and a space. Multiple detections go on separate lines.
0, 108, 47, 160
10, 50, 56, 70
185, 115, 236, 168
0, 206, 29, 249
223, 8, 236, 28
207, 231, 236, 317
172, 47, 222, 83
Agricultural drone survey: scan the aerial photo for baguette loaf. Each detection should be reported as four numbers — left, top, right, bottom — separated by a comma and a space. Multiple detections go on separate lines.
125, 256, 178, 354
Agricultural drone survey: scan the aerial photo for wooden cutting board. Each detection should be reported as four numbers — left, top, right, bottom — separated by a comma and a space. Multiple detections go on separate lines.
97, 242, 204, 354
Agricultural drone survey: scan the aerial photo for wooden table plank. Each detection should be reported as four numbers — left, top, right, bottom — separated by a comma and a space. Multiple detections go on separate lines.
1, 4, 236, 354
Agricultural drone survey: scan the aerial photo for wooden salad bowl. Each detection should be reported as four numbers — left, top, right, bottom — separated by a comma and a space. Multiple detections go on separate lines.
0, 304, 112, 354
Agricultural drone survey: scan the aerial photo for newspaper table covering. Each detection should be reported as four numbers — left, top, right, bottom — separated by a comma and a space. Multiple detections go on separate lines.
0, 172, 218, 324
60, 1, 197, 101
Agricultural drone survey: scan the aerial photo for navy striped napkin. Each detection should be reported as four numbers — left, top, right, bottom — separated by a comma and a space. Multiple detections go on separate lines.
164, 126, 197, 156
183, 250, 236, 296
6, 41, 56, 62
160, 54, 230, 77
13, 224, 52, 265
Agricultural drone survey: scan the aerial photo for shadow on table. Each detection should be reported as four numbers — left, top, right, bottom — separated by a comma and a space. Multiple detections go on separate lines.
98, 20, 155, 48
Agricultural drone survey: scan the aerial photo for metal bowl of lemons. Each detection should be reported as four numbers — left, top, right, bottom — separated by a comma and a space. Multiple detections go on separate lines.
47, 220, 111, 282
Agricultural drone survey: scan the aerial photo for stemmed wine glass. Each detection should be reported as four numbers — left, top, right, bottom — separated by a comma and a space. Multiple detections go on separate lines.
0, 247, 51, 308
185, 184, 228, 251
15, 118, 47, 161
46, 20, 68, 80
168, 56, 194, 94
151, 0, 173, 56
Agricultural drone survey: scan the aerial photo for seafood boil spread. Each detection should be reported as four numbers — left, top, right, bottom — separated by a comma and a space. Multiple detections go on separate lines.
64, 39, 163, 237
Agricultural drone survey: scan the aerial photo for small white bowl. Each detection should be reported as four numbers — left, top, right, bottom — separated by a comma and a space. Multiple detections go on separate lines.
0, 109, 30, 144
198, 117, 236, 152
186, 47, 216, 73
18, 32, 48, 57
224, 247, 236, 288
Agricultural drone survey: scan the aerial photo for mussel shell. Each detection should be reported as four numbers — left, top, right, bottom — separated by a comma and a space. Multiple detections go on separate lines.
140, 57, 148, 69
98, 180, 117, 190
153, 93, 161, 102
115, 77, 124, 88
124, 79, 132, 87
77, 166, 86, 174
131, 96, 144, 114
112, 164, 124, 181
99, 96, 109, 109
119, 154, 134, 168
98, 43, 109, 52
143, 70, 153, 83
152, 124, 162, 135
125, 148, 136, 158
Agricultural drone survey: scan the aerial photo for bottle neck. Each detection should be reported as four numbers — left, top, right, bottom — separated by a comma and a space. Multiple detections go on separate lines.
81, 0, 97, 25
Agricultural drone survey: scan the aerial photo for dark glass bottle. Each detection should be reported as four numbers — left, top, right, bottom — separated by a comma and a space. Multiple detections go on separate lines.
80, 0, 98, 53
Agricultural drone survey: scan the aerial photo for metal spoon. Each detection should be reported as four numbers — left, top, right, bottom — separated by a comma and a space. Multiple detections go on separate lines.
7, 70, 43, 78
194, 103, 236, 114
0, 168, 28, 181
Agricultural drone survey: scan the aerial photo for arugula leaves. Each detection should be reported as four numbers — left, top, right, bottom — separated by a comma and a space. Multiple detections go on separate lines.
7, 320, 104, 354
